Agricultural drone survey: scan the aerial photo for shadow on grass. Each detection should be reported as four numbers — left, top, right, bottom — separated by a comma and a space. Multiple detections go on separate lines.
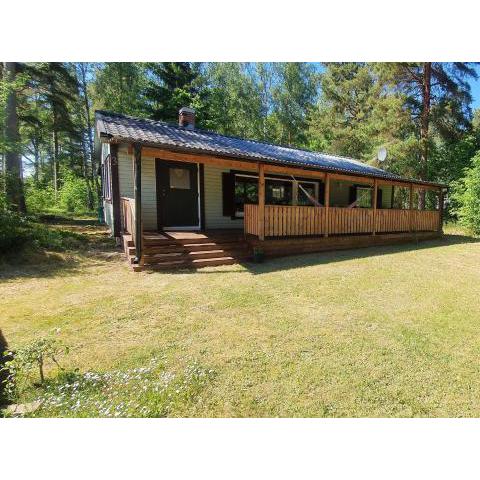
0, 221, 120, 282
38, 213, 100, 226
162, 233, 480, 276
246, 234, 479, 275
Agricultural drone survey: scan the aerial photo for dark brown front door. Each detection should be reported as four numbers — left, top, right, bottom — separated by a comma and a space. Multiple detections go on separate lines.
155, 159, 199, 229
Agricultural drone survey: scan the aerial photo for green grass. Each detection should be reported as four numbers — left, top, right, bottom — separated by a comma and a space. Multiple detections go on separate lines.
1, 219, 480, 417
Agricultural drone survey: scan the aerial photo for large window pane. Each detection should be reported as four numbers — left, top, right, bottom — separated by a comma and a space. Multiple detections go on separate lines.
266, 180, 292, 205
356, 187, 372, 208
235, 176, 258, 215
298, 182, 316, 206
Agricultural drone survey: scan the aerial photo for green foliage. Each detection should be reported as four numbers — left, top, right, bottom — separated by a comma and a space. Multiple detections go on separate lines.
29, 359, 215, 418
27, 221, 85, 251
144, 62, 201, 122
200, 62, 264, 139
271, 62, 319, 146
25, 181, 56, 213
452, 152, 480, 234
58, 172, 92, 214
308, 63, 413, 162
430, 134, 479, 184
92, 62, 148, 116
198, 62, 318, 148
0, 193, 30, 250
2, 337, 68, 400
0, 192, 85, 253
25, 174, 95, 215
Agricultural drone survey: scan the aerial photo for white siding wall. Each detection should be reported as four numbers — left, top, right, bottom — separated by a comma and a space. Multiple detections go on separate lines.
204, 165, 244, 229
117, 145, 157, 231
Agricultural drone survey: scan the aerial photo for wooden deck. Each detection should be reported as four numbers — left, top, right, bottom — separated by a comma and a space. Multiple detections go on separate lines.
121, 228, 442, 271
123, 230, 248, 271
247, 230, 442, 258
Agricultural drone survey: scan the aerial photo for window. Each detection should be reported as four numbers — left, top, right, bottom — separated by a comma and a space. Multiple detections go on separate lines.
298, 182, 317, 206
356, 187, 372, 208
234, 176, 258, 216
102, 155, 112, 201
231, 173, 320, 217
392, 187, 410, 209
266, 179, 292, 205
169, 167, 190, 189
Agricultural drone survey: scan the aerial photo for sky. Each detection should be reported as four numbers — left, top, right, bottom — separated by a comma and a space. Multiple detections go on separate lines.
469, 64, 480, 110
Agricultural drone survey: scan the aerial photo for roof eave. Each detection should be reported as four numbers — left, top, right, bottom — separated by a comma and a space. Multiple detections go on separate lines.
105, 134, 447, 189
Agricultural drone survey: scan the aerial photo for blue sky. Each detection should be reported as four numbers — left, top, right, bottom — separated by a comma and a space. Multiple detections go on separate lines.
469, 64, 480, 110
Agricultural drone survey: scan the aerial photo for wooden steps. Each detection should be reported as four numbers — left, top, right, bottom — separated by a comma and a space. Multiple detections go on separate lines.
132, 256, 238, 272
124, 230, 251, 271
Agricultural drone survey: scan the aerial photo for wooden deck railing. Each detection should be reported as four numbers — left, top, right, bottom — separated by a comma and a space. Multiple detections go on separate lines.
244, 204, 260, 236
244, 204, 441, 238
411, 210, 440, 232
375, 209, 411, 233
265, 205, 326, 237
120, 196, 136, 242
328, 207, 373, 234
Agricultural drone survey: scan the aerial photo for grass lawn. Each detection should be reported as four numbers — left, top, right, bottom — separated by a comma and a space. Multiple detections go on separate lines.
1, 219, 480, 417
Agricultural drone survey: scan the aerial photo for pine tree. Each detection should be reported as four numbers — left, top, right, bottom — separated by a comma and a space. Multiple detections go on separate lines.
26, 63, 81, 198
376, 62, 478, 183
73, 62, 98, 209
144, 62, 200, 122
308, 63, 413, 167
2, 62, 26, 212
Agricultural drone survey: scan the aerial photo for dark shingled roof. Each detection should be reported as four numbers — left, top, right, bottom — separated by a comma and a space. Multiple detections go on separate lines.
95, 110, 443, 187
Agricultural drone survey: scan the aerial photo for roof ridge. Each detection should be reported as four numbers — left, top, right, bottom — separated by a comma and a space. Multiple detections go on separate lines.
94, 110, 380, 169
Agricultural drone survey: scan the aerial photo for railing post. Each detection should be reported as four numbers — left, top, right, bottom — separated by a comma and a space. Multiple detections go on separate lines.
292, 181, 298, 206
133, 143, 142, 264
409, 183, 414, 233
258, 163, 265, 240
324, 173, 330, 237
372, 178, 378, 235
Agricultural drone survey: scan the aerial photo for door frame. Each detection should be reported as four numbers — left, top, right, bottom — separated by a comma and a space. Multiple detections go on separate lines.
155, 158, 202, 231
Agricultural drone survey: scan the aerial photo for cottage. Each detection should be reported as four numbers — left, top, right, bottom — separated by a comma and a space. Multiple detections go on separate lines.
95, 108, 446, 270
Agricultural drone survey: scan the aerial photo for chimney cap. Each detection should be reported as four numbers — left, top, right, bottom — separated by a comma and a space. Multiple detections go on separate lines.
179, 107, 195, 115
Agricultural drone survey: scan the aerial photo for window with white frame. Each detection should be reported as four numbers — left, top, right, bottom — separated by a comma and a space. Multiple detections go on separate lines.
102, 155, 112, 201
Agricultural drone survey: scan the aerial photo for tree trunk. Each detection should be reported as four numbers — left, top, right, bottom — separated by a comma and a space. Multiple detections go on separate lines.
79, 63, 100, 204
419, 62, 432, 209
52, 127, 59, 200
81, 133, 94, 210
3, 62, 26, 213
33, 138, 40, 183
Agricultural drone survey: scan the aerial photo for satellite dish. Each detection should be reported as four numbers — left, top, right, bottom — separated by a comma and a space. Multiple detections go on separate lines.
377, 147, 388, 162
